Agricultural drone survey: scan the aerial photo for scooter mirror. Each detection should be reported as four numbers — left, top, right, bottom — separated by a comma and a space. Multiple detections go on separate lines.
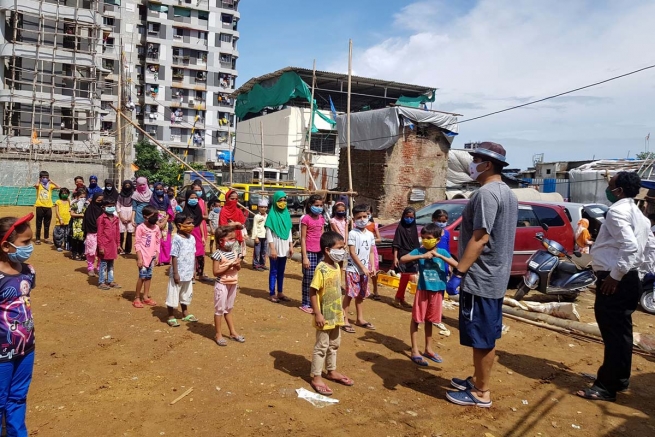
541, 223, 549, 231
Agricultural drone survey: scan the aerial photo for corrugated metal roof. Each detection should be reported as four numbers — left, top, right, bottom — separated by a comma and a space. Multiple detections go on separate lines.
232, 66, 436, 97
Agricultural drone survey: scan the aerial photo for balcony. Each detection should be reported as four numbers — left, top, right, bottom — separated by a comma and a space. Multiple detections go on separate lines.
172, 55, 191, 66
147, 53, 160, 62
218, 0, 237, 10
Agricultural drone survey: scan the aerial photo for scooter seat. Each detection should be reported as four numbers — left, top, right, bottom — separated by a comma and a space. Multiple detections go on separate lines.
557, 262, 579, 274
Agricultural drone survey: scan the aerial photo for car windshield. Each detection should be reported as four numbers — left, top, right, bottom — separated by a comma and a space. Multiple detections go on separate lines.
415, 203, 466, 226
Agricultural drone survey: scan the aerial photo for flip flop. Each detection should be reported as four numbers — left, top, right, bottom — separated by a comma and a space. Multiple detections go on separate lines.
215, 337, 228, 347
270, 297, 280, 303
278, 295, 291, 302
167, 318, 180, 327
372, 295, 382, 301
299, 306, 314, 314
446, 389, 492, 408
355, 322, 376, 330
310, 382, 333, 396
230, 335, 245, 343
423, 352, 443, 363
132, 300, 144, 308
181, 315, 198, 322
97, 284, 111, 290
576, 386, 616, 402
109, 283, 122, 289
411, 356, 428, 367
142, 298, 157, 306
325, 374, 354, 386
341, 325, 356, 334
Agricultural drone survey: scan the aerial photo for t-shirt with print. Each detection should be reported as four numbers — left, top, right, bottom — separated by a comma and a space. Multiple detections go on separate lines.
301, 214, 325, 253
211, 249, 239, 285
170, 233, 196, 282
134, 223, 161, 265
346, 228, 376, 274
34, 184, 54, 208
0, 264, 36, 362
458, 181, 518, 299
310, 262, 344, 330
55, 199, 71, 225
409, 247, 450, 292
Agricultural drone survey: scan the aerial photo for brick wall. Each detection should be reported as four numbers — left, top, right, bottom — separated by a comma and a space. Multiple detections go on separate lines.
338, 125, 449, 219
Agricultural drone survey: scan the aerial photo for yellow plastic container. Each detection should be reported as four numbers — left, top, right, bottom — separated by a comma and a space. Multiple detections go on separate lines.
377, 273, 417, 295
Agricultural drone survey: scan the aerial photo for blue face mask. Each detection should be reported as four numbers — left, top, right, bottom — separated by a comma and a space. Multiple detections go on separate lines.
403, 217, 415, 225
435, 221, 447, 228
336, 211, 346, 217
8, 243, 34, 263
195, 190, 203, 197
155, 189, 164, 196
310, 206, 323, 215
187, 198, 199, 207
213, 207, 220, 213
105, 206, 116, 214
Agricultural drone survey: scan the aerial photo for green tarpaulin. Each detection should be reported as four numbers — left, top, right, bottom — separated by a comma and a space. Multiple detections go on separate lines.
235, 71, 336, 132
395, 92, 436, 108
0, 187, 60, 206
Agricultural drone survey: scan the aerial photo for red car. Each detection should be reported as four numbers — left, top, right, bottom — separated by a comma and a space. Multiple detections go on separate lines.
377, 200, 575, 276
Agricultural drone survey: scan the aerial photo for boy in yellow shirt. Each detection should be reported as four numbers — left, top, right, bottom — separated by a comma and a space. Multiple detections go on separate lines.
33, 170, 59, 244
53, 188, 72, 252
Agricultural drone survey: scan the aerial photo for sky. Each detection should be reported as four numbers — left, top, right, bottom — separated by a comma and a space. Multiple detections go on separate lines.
236, 0, 655, 169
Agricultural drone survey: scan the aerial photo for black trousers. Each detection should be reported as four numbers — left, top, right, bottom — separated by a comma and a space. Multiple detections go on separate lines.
594, 270, 641, 395
120, 232, 133, 254
35, 206, 52, 240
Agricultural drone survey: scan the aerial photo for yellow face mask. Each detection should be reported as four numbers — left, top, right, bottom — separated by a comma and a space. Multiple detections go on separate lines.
276, 201, 287, 210
422, 238, 437, 250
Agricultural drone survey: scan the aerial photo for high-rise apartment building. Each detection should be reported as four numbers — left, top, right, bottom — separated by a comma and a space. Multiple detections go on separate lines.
0, 0, 239, 168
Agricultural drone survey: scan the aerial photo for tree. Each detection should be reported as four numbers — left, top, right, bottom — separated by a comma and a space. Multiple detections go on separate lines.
134, 140, 181, 186
637, 151, 655, 160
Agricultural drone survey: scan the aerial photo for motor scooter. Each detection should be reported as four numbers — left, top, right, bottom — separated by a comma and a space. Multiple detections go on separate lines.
640, 274, 655, 314
514, 225, 596, 301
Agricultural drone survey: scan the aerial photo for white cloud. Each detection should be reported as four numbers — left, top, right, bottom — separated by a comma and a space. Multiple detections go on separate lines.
329, 0, 655, 167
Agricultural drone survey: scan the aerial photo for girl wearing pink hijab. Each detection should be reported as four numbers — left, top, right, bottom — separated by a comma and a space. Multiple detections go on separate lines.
131, 177, 153, 228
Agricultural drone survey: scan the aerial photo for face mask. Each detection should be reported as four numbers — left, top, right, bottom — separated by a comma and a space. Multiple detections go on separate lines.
403, 217, 415, 225
276, 201, 287, 210
355, 218, 368, 229
89, 181, 97, 188
329, 248, 347, 263
149, 187, 154, 192
105, 185, 113, 191
105, 206, 116, 214
79, 197, 86, 203
195, 190, 203, 197
469, 161, 489, 180
41, 178, 49, 185
155, 189, 164, 196
8, 243, 34, 263
147, 215, 159, 225
213, 207, 220, 213
222, 240, 236, 250
336, 211, 346, 217
606, 187, 620, 204
61, 194, 69, 200
179, 224, 194, 233
187, 198, 199, 207
435, 221, 447, 228
422, 238, 437, 250
136, 185, 147, 193
310, 205, 323, 215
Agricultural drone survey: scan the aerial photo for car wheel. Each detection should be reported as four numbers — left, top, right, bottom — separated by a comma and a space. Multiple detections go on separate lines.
514, 284, 529, 301
640, 291, 655, 314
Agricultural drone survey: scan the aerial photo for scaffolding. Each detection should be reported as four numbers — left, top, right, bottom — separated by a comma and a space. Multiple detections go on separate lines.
0, 0, 111, 159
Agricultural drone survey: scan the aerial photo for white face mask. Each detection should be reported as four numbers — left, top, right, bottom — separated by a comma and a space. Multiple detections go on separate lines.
329, 248, 347, 263
355, 218, 368, 229
469, 161, 489, 181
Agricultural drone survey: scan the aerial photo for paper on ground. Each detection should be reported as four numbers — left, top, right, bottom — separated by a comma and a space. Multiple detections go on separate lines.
296, 388, 339, 407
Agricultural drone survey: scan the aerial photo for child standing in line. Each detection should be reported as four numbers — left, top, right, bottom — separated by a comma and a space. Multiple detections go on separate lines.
266, 191, 294, 303
33, 170, 59, 245
0, 213, 37, 436
392, 207, 420, 308
308, 231, 354, 396
166, 213, 198, 327
300, 195, 325, 314
400, 224, 458, 366
342, 204, 377, 333
251, 198, 268, 271
207, 199, 220, 254
211, 225, 245, 346
183, 191, 208, 282
117, 180, 135, 255
133, 205, 161, 308
432, 209, 451, 253
69, 188, 87, 260
329, 202, 348, 240
96, 199, 121, 290
366, 214, 383, 300
83, 193, 104, 277
53, 188, 71, 253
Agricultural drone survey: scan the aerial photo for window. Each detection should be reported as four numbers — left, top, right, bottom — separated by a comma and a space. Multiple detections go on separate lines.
174, 27, 184, 38
137, 24, 145, 35
220, 33, 232, 43
533, 205, 565, 227
517, 207, 540, 227
148, 4, 168, 12
198, 11, 208, 20
546, 169, 552, 175
310, 131, 337, 154
415, 203, 466, 227
174, 7, 191, 17
103, 17, 114, 26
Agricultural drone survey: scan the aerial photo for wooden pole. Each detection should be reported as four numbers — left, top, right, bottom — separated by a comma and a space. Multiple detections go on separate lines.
303, 60, 317, 190
229, 137, 233, 186
116, 40, 123, 183
109, 103, 255, 216
346, 40, 354, 217
260, 119, 265, 191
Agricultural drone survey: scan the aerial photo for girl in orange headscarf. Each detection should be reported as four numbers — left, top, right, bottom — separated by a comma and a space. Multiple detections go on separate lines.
575, 219, 593, 254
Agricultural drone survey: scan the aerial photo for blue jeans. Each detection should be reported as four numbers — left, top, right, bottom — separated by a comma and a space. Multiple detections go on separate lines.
99, 259, 115, 284
253, 238, 267, 268
0, 351, 34, 437
269, 256, 287, 296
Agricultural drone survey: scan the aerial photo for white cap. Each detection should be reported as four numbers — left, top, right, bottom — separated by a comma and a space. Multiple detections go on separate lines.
258, 197, 269, 207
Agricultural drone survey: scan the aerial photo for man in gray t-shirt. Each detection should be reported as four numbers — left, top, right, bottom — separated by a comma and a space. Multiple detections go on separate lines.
445, 142, 518, 409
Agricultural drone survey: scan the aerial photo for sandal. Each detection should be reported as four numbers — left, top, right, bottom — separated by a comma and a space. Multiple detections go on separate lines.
446, 389, 492, 408
341, 325, 356, 334
278, 295, 291, 302
411, 356, 429, 367
132, 300, 144, 308
215, 337, 228, 347
355, 322, 376, 331
372, 295, 382, 301
108, 282, 122, 289
576, 386, 616, 402
167, 318, 180, 327
423, 352, 443, 363
325, 374, 354, 386
142, 298, 157, 306
299, 306, 314, 314
230, 335, 245, 343
35, 240, 41, 245
181, 315, 198, 322
97, 284, 111, 290
310, 382, 333, 396
270, 297, 280, 303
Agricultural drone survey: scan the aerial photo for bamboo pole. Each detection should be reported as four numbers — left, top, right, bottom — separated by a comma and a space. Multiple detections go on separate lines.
260, 119, 265, 191
304, 60, 317, 190
109, 104, 255, 216
346, 40, 354, 216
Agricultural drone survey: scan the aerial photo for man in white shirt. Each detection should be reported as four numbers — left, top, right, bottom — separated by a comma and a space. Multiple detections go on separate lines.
578, 171, 650, 402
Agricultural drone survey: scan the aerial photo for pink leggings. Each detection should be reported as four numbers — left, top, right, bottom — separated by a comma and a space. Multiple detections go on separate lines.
87, 255, 98, 272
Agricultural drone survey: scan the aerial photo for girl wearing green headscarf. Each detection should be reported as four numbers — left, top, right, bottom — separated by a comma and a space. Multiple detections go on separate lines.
265, 191, 294, 303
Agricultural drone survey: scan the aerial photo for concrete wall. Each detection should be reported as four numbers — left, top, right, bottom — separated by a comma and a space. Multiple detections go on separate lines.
0, 156, 114, 187
338, 125, 449, 219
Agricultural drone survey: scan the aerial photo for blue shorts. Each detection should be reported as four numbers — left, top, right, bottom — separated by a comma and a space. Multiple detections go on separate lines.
459, 291, 503, 349
139, 258, 155, 280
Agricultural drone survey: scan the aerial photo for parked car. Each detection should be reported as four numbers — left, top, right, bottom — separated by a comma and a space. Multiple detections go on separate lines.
377, 200, 575, 276
537, 202, 608, 240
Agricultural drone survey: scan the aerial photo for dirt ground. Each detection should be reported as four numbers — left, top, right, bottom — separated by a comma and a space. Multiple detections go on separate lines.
3, 205, 655, 437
